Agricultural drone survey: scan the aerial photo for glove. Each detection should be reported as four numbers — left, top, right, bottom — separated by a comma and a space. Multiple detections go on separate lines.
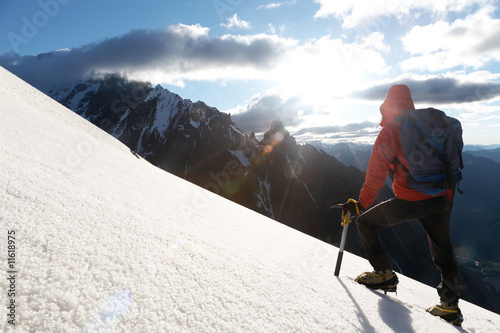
341, 199, 363, 226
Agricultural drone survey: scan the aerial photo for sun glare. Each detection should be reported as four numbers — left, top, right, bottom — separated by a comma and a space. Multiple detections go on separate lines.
273, 36, 378, 116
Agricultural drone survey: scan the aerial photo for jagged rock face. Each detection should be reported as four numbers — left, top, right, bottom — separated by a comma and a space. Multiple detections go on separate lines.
47, 76, 365, 240
254, 119, 364, 237
49, 77, 242, 182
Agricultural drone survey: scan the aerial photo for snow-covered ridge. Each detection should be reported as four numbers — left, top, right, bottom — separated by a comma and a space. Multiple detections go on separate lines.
47, 81, 100, 111
151, 88, 187, 135
1, 66, 499, 332
48, 76, 241, 156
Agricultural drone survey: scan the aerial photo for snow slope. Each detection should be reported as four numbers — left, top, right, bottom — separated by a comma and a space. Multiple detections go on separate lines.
0, 66, 499, 332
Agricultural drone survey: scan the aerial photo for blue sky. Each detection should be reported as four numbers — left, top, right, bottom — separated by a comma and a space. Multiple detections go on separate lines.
1, 0, 500, 145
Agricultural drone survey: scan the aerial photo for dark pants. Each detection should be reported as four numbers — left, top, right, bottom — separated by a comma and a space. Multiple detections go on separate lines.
356, 195, 460, 305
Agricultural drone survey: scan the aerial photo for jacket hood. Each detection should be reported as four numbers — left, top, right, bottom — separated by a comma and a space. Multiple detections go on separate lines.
379, 84, 415, 127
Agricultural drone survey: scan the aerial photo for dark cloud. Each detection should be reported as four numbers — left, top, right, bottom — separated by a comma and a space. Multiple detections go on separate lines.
0, 24, 290, 90
314, 130, 379, 141
477, 34, 500, 53
293, 121, 377, 136
356, 77, 500, 104
231, 94, 310, 133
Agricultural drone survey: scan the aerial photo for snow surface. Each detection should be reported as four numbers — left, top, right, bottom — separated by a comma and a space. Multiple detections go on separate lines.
1, 66, 499, 332
152, 89, 183, 135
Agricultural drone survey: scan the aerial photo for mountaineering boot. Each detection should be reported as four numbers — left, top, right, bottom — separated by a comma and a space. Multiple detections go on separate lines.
426, 302, 463, 326
355, 270, 399, 293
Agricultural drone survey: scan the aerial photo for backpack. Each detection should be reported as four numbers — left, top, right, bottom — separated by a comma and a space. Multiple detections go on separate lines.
395, 108, 464, 196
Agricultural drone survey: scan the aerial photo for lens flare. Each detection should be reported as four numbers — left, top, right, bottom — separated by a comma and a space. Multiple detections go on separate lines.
455, 244, 477, 265
224, 180, 241, 196
273, 131, 285, 144
147, 239, 182, 275
82, 290, 133, 332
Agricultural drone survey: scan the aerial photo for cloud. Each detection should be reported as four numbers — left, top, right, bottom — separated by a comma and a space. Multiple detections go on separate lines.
257, 1, 297, 10
360, 32, 390, 52
0, 22, 392, 111
231, 93, 309, 133
269, 34, 390, 103
257, 3, 282, 10
313, 0, 490, 28
293, 120, 377, 136
230, 92, 381, 144
355, 76, 500, 104
221, 13, 252, 29
0, 24, 294, 90
400, 6, 500, 71
291, 121, 380, 145
229, 73, 500, 143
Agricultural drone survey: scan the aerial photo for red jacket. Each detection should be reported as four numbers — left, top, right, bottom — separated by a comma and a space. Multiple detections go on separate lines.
359, 119, 449, 209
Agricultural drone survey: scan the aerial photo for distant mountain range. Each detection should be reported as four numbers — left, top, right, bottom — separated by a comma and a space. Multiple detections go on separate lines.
464, 144, 500, 151
44, 75, 500, 313
305, 142, 373, 171
464, 147, 500, 164
313, 142, 500, 170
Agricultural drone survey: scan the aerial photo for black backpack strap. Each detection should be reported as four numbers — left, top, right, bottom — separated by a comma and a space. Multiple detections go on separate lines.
393, 157, 409, 173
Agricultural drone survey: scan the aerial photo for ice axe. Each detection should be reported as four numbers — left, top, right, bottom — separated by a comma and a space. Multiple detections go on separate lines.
331, 202, 357, 277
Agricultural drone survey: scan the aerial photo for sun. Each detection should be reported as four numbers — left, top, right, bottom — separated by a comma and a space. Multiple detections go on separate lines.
273, 36, 374, 111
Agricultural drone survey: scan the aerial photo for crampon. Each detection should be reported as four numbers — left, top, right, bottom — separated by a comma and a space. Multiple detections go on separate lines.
426, 304, 463, 326
355, 270, 399, 295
